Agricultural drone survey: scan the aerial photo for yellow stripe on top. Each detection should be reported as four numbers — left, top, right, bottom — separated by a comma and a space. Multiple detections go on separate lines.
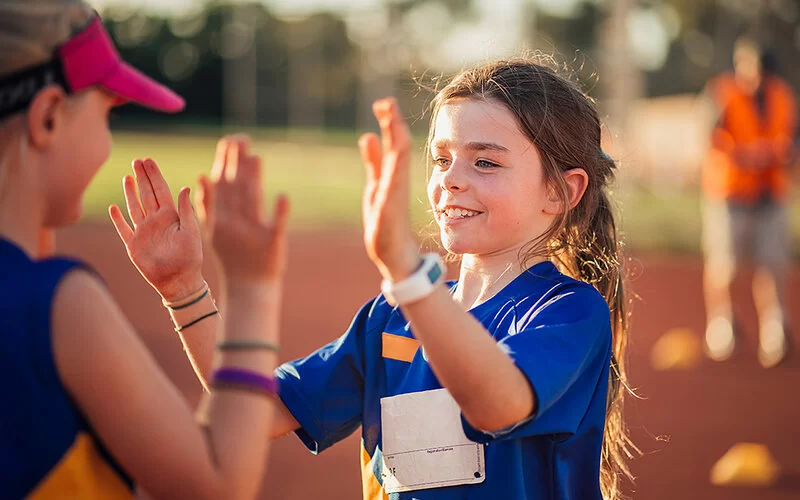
382, 333, 419, 363
27, 432, 132, 500
361, 441, 389, 500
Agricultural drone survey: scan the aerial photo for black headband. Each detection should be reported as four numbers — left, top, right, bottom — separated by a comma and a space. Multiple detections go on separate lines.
0, 57, 70, 120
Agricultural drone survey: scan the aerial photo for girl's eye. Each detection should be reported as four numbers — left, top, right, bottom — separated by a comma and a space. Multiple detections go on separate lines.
475, 159, 499, 169
434, 157, 451, 168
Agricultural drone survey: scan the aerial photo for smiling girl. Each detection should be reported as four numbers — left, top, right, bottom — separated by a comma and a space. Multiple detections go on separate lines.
117, 57, 635, 499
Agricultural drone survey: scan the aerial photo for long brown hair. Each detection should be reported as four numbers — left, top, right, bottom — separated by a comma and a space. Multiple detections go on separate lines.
426, 57, 637, 499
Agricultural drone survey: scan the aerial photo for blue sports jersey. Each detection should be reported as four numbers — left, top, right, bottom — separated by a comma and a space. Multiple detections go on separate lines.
277, 261, 612, 499
0, 238, 133, 499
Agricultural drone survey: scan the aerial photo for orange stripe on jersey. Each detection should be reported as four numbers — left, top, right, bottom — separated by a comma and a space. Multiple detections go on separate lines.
361, 441, 389, 500
382, 333, 419, 363
27, 433, 132, 500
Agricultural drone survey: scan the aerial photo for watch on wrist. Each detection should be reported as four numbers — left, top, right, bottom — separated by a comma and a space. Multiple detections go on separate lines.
381, 252, 446, 306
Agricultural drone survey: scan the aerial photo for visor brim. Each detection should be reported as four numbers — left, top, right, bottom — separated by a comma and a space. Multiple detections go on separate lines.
102, 62, 185, 113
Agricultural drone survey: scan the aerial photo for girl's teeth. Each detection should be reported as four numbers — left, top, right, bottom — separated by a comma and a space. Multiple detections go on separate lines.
444, 208, 477, 218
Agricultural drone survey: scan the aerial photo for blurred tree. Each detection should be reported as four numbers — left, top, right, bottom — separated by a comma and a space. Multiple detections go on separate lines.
646, 0, 800, 98
285, 12, 361, 130
97, 0, 799, 132
102, 2, 361, 129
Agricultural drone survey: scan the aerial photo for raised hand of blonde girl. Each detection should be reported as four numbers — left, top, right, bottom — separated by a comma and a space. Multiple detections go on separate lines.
196, 136, 290, 287
109, 158, 205, 302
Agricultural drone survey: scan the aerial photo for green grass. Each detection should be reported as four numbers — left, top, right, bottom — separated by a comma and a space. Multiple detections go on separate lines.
615, 186, 704, 254
89, 131, 432, 231
86, 131, 800, 254
615, 184, 800, 255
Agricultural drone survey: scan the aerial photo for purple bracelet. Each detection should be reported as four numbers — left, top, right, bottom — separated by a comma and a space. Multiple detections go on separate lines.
211, 368, 278, 395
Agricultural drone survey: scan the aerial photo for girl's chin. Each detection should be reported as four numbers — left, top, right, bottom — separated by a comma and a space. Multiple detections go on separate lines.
439, 236, 479, 256
45, 201, 82, 227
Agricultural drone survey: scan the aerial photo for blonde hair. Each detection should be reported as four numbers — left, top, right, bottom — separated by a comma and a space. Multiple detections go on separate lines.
0, 0, 94, 79
0, 0, 94, 196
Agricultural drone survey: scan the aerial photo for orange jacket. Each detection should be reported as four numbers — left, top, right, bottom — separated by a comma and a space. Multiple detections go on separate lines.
703, 73, 797, 203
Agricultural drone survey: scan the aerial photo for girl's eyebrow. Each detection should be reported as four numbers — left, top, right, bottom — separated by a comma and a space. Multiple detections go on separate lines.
432, 139, 510, 153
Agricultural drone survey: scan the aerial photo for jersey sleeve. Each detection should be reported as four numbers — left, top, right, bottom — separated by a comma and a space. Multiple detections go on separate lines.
462, 284, 612, 442
275, 297, 381, 454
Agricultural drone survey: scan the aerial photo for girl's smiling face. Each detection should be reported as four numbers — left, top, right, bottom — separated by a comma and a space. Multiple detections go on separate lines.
428, 98, 555, 257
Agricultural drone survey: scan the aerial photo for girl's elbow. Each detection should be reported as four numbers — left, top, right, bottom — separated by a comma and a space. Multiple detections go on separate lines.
464, 400, 534, 434
460, 378, 536, 433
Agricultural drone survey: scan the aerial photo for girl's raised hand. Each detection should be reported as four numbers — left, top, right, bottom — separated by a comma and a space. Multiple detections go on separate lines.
109, 159, 205, 302
359, 98, 420, 282
196, 136, 290, 286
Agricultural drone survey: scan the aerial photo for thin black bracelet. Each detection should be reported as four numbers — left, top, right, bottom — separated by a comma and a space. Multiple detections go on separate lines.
175, 309, 219, 332
169, 288, 210, 310
217, 340, 281, 352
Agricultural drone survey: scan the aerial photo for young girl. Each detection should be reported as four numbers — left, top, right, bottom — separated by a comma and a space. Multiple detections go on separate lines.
118, 58, 634, 499
0, 2, 291, 498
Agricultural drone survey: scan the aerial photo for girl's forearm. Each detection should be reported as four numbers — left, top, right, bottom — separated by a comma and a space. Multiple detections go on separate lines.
170, 283, 300, 438
401, 286, 535, 432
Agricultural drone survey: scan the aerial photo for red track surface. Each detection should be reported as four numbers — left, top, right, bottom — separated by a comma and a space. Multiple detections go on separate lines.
56, 224, 800, 499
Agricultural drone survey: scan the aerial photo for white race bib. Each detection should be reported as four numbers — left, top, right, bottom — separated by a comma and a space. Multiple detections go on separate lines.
380, 388, 486, 493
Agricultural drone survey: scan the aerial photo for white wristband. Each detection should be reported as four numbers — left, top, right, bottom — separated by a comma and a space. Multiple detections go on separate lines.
381, 253, 445, 306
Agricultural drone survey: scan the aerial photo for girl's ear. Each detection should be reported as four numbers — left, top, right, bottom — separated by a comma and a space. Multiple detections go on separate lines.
543, 168, 589, 214
26, 85, 67, 150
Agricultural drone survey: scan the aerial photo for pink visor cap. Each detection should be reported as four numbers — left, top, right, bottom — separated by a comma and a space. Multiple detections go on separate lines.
0, 14, 184, 120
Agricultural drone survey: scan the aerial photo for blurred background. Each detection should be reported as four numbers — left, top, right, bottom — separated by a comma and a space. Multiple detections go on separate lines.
65, 0, 800, 498
85, 0, 800, 250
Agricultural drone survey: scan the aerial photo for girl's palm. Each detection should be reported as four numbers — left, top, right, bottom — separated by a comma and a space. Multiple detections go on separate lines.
109, 159, 204, 302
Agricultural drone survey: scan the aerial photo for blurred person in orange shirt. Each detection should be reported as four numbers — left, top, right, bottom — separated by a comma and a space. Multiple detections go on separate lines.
701, 37, 797, 367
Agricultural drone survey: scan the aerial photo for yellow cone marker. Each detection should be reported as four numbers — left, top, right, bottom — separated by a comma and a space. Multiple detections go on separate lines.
710, 443, 781, 487
650, 327, 701, 371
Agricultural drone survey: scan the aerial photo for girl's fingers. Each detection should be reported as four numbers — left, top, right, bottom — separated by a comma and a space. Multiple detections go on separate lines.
224, 136, 249, 183
228, 136, 260, 214
122, 174, 145, 227
269, 194, 291, 273
176, 187, 198, 233
210, 138, 230, 182
271, 194, 291, 242
372, 99, 412, 205
133, 159, 159, 215
109, 204, 134, 246
240, 155, 263, 221
222, 137, 253, 215
359, 133, 382, 186
232, 134, 251, 160
372, 98, 411, 160
143, 158, 176, 211
208, 134, 264, 224
195, 174, 214, 226
373, 99, 394, 152
359, 133, 381, 217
